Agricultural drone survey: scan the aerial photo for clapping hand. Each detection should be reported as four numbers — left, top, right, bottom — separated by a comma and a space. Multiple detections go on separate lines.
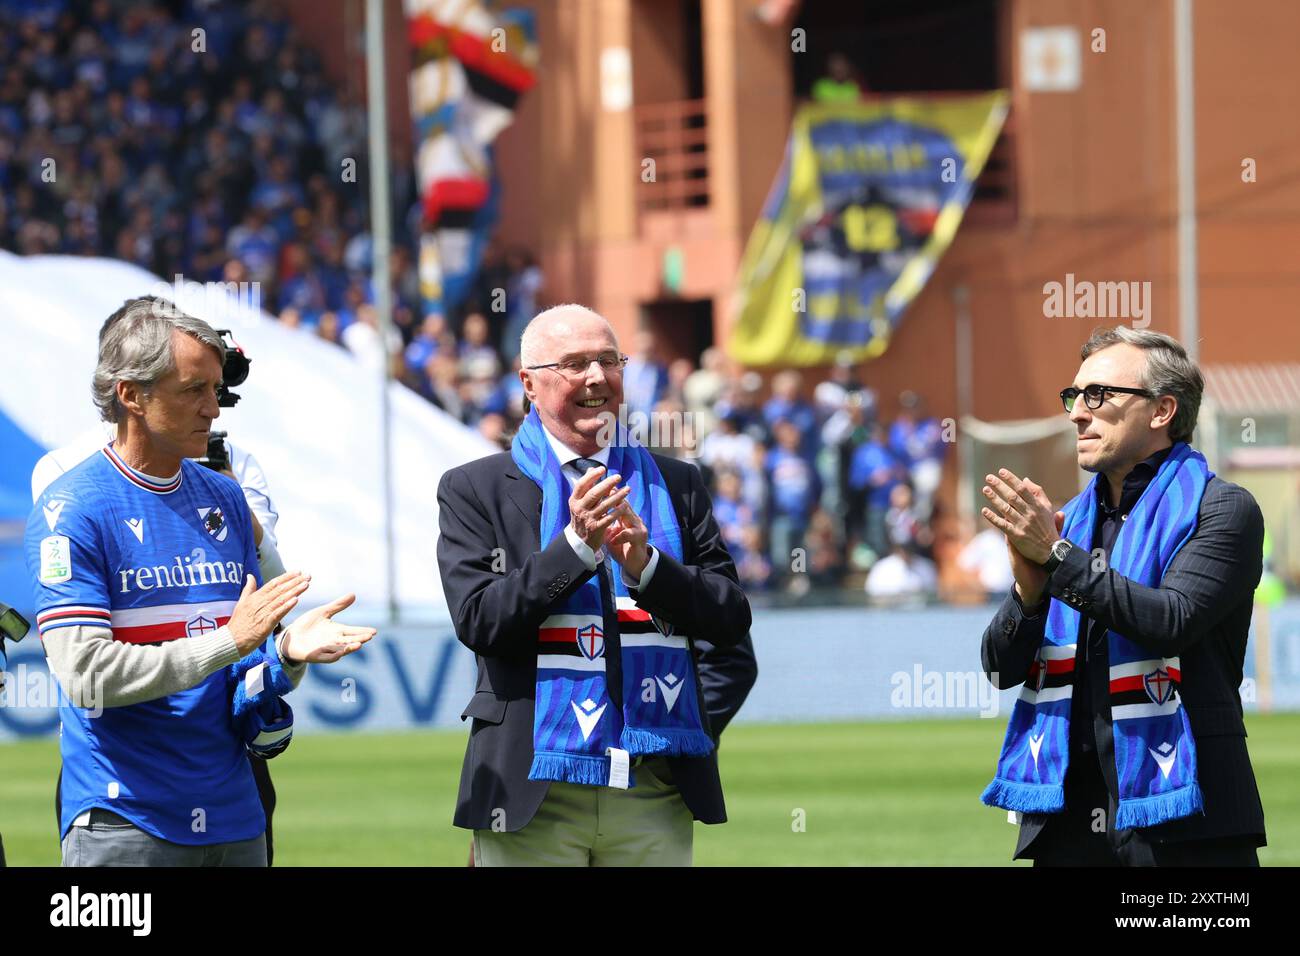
606, 501, 651, 579
281, 593, 376, 663
980, 469, 1063, 565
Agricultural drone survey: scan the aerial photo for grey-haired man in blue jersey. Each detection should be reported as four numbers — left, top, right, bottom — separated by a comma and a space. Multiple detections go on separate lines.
27, 297, 376, 867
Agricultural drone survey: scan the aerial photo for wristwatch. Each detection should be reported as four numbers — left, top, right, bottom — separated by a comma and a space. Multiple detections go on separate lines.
1041, 539, 1073, 574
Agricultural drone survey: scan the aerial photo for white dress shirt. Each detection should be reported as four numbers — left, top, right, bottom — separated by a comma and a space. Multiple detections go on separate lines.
539, 424, 660, 591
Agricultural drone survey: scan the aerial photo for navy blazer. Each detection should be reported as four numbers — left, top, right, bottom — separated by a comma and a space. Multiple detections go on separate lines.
436, 450, 756, 831
981, 475, 1267, 855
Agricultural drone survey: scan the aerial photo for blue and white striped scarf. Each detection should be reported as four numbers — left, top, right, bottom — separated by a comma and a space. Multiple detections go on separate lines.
512, 407, 713, 788
982, 442, 1208, 829
231, 646, 294, 759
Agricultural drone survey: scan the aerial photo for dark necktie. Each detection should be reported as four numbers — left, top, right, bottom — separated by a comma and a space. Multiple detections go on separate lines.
572, 455, 614, 588
573, 457, 604, 481
573, 456, 621, 702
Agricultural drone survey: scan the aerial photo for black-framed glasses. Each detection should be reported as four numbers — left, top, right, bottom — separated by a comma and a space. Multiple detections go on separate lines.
1060, 383, 1155, 412
526, 353, 629, 378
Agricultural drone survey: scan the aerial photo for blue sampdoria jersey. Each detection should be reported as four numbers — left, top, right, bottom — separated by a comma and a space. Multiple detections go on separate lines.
26, 443, 265, 844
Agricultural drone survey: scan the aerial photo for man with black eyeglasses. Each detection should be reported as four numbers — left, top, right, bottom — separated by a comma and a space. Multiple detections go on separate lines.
977, 326, 1266, 866
435, 303, 755, 866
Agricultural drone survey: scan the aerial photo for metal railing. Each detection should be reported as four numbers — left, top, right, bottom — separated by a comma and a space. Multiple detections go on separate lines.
633, 98, 710, 213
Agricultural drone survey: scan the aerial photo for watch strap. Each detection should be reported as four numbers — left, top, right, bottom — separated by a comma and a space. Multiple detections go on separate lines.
1042, 540, 1070, 574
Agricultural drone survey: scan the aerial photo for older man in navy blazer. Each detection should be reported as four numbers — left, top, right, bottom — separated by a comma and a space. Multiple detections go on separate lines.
436, 304, 755, 866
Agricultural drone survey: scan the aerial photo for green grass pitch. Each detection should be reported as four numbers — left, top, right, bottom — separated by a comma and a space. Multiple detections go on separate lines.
4, 714, 1296, 866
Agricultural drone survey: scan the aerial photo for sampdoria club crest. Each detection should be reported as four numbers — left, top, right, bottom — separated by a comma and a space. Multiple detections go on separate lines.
197, 506, 228, 542
1143, 667, 1175, 705
576, 623, 605, 661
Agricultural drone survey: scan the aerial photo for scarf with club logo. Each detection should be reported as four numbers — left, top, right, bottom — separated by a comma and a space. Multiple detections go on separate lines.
982, 442, 1208, 829
512, 407, 714, 787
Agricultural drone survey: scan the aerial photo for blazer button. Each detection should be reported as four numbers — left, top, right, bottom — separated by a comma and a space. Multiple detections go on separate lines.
558, 573, 569, 587
1002, 619, 1016, 635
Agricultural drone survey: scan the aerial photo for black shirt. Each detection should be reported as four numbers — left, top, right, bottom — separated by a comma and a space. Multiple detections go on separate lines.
1067, 445, 1174, 773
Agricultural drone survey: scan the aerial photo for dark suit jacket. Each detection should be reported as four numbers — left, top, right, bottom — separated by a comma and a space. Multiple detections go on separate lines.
436, 450, 756, 832
981, 475, 1267, 855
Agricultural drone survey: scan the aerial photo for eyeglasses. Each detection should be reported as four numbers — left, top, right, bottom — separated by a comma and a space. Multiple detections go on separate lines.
526, 353, 629, 378
1060, 383, 1155, 413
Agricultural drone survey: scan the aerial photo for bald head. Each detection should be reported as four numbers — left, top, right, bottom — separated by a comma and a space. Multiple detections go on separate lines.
519, 304, 617, 368
518, 303, 624, 456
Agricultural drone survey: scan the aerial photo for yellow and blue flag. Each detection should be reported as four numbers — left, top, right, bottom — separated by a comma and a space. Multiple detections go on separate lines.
729, 92, 1009, 367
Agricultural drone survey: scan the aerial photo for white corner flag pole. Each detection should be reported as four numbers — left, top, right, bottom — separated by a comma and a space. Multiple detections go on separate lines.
366, 0, 398, 623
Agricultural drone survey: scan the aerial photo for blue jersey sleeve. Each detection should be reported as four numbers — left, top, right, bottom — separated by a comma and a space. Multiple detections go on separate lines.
25, 484, 113, 637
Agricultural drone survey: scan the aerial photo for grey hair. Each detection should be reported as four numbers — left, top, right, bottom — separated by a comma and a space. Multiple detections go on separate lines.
92, 296, 225, 423
519, 303, 616, 369
1080, 326, 1203, 444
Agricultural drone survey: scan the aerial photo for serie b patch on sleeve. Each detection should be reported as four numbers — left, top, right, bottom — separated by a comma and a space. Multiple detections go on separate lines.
40, 534, 73, 584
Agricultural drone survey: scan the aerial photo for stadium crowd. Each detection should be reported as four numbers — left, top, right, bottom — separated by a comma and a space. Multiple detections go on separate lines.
0, 0, 1008, 602
0, 0, 424, 330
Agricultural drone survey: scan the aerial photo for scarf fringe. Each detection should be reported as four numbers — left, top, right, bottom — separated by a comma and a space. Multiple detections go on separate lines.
980, 778, 1065, 815
1114, 782, 1204, 831
528, 752, 610, 786
620, 726, 715, 757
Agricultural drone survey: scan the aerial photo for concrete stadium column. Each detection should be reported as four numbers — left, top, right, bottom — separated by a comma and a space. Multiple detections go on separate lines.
701, 0, 793, 355
588, 0, 638, 246
536, 0, 639, 339
588, 0, 640, 347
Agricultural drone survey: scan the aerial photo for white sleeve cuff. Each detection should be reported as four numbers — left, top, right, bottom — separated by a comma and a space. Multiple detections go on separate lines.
565, 523, 598, 571
275, 628, 309, 685
621, 546, 659, 591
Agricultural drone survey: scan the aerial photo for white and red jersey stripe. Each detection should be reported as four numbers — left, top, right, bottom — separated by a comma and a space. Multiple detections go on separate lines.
36, 605, 112, 633
109, 601, 236, 645
37, 601, 236, 645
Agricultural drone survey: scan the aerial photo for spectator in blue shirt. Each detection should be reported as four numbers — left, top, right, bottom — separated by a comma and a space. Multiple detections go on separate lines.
226, 206, 278, 285
888, 390, 947, 520
849, 422, 906, 562
404, 313, 449, 377
765, 418, 822, 589
623, 329, 669, 416
763, 369, 818, 460
276, 242, 325, 318
712, 468, 756, 565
